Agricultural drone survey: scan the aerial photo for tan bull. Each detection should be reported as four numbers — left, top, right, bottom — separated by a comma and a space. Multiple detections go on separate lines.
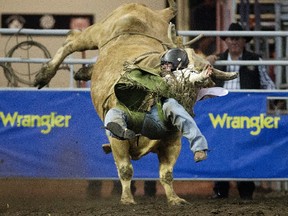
34, 1, 237, 205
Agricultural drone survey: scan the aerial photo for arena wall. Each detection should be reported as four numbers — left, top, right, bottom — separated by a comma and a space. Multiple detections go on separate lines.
0, 0, 165, 88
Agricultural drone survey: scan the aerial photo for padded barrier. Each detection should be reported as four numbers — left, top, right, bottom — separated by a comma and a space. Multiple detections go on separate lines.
0, 89, 287, 180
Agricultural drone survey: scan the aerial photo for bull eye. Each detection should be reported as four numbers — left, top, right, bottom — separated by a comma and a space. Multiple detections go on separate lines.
177, 57, 181, 61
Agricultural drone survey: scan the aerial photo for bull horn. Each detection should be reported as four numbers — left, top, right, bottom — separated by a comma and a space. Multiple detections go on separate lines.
212, 68, 238, 80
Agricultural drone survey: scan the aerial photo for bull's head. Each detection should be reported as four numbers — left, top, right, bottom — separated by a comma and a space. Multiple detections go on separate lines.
185, 48, 238, 87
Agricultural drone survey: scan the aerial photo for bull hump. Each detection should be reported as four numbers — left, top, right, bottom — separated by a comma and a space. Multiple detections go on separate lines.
113, 14, 148, 33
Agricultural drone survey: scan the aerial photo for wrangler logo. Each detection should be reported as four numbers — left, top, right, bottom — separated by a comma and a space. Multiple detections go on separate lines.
209, 113, 281, 136
0, 111, 72, 134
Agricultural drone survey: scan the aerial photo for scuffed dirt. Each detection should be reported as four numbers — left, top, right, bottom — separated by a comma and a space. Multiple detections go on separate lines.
0, 179, 287, 216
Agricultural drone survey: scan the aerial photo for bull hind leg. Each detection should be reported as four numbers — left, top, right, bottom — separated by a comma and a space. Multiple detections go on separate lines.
158, 138, 190, 205
110, 138, 136, 205
34, 26, 99, 89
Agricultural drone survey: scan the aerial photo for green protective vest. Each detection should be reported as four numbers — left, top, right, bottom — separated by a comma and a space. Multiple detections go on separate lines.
114, 68, 170, 133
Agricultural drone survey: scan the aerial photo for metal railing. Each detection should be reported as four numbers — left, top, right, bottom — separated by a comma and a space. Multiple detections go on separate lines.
0, 28, 287, 88
179, 30, 288, 89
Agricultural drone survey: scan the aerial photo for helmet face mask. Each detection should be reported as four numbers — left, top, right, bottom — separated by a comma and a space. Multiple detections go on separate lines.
161, 48, 189, 71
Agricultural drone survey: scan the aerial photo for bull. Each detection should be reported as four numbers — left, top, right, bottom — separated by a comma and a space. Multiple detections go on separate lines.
34, 0, 237, 205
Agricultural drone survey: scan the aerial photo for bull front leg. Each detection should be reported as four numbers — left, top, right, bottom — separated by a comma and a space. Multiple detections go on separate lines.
158, 137, 189, 205
109, 137, 136, 205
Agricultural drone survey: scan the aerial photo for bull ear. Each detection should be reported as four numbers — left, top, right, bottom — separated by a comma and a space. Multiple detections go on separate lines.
158, 0, 177, 22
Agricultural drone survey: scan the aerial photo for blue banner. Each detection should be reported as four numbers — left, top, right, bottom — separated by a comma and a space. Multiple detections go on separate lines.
0, 89, 287, 180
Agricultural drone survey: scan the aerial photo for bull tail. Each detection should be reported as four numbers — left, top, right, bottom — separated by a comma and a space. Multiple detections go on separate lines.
158, 0, 177, 22
168, 0, 177, 15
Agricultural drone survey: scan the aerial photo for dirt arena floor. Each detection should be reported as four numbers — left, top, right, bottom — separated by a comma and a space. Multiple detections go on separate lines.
0, 179, 287, 216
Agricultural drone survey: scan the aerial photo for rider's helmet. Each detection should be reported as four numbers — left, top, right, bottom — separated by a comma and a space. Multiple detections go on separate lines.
161, 48, 189, 71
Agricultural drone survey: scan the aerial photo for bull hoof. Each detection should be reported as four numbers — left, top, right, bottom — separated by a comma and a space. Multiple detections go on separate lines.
120, 199, 137, 205
34, 63, 56, 89
168, 197, 190, 206
74, 66, 92, 81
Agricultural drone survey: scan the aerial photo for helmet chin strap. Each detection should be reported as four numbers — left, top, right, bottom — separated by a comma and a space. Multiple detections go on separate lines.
175, 60, 183, 71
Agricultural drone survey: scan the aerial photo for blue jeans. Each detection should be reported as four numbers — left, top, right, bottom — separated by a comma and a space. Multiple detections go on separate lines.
104, 98, 208, 153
